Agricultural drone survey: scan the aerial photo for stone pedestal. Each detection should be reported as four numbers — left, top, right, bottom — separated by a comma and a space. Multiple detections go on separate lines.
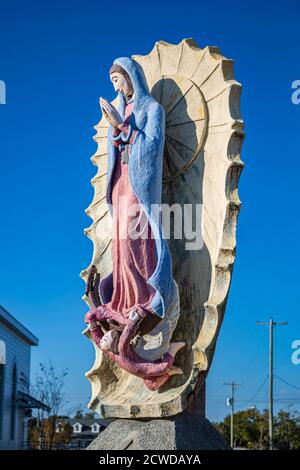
87, 411, 230, 450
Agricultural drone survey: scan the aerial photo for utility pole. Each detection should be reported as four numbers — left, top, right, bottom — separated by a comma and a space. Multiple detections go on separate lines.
223, 381, 241, 448
256, 318, 288, 450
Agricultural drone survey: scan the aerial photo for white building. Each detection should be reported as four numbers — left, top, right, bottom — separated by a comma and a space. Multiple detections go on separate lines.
60, 418, 112, 449
0, 305, 48, 449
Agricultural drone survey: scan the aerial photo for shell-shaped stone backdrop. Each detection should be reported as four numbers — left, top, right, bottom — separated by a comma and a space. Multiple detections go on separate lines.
81, 38, 244, 418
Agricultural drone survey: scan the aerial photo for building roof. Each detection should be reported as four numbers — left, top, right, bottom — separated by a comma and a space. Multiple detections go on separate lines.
0, 305, 39, 346
17, 391, 50, 411
68, 418, 112, 427
60, 418, 112, 437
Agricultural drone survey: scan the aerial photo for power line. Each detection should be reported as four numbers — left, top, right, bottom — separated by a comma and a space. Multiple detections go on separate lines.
241, 398, 300, 403
240, 375, 269, 406
236, 374, 300, 406
275, 374, 300, 392
274, 398, 300, 403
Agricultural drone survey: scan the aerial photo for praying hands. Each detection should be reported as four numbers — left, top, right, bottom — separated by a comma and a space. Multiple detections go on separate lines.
100, 97, 123, 130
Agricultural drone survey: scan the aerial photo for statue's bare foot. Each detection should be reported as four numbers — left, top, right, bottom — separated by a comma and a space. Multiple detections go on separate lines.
167, 366, 183, 377
149, 375, 169, 390
144, 370, 182, 392
167, 341, 185, 358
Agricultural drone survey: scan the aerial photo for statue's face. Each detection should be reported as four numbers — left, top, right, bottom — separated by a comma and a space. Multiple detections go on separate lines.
100, 331, 113, 351
100, 329, 119, 352
110, 72, 133, 100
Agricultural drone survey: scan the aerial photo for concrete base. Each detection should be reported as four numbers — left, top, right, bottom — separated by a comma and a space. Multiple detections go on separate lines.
87, 412, 230, 450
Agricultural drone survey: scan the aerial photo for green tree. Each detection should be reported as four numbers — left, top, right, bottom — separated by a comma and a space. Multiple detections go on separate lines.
273, 410, 300, 450
215, 408, 269, 449
215, 408, 300, 450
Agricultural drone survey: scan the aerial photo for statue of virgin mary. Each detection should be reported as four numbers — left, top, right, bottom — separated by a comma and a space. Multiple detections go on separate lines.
84, 57, 184, 390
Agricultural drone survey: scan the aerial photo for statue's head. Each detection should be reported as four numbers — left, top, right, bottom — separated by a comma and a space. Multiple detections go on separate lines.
110, 64, 133, 102
99, 328, 120, 353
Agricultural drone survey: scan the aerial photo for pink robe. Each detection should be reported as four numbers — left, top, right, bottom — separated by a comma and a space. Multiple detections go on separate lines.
85, 100, 175, 390
107, 99, 157, 318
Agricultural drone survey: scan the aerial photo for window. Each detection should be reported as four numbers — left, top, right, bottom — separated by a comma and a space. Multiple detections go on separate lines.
73, 423, 82, 433
0, 340, 5, 440
10, 363, 17, 440
0, 341, 5, 365
91, 423, 100, 433
0, 363, 4, 440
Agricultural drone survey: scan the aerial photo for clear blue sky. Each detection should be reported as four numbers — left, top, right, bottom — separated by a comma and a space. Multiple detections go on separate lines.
0, 0, 299, 422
